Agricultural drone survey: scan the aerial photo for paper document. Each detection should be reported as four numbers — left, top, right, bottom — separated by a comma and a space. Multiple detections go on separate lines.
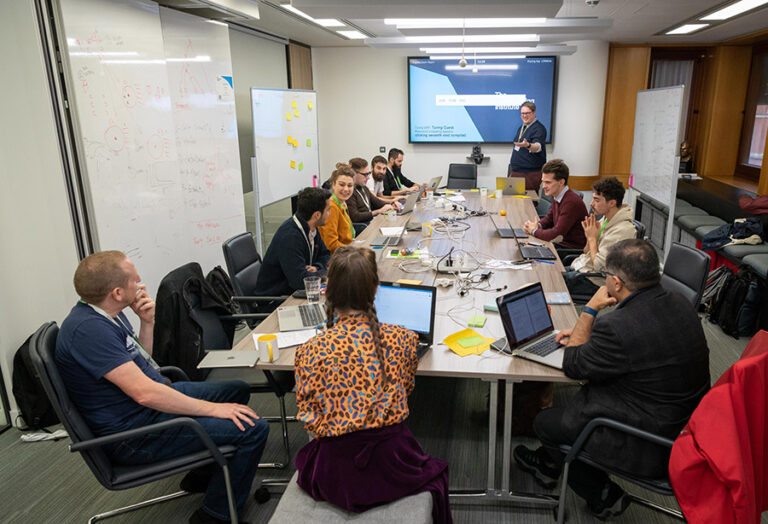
445, 194, 466, 202
380, 226, 404, 237
258, 329, 316, 349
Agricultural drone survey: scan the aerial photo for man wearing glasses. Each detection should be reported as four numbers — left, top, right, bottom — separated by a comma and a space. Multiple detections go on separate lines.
514, 239, 710, 519
346, 157, 398, 225
508, 100, 547, 191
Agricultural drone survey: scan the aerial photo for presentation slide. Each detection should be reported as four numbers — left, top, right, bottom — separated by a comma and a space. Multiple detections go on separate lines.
408, 56, 556, 144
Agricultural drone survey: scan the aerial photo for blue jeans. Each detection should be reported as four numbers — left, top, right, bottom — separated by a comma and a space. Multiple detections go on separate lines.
110, 380, 269, 520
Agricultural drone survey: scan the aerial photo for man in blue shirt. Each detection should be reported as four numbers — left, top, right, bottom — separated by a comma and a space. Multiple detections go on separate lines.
508, 101, 547, 191
56, 251, 269, 524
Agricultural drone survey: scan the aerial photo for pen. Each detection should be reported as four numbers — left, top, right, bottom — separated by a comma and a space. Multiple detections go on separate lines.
534, 259, 554, 264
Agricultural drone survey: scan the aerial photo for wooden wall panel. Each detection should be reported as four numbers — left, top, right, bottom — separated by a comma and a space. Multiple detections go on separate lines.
697, 46, 752, 177
599, 46, 651, 176
288, 42, 313, 90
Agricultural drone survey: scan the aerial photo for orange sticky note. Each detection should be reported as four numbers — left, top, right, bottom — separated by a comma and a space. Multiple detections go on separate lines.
290, 160, 296, 169
291, 100, 297, 109
286, 113, 292, 121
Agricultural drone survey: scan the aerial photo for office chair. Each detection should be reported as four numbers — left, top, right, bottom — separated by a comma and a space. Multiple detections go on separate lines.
633, 219, 647, 241
555, 417, 682, 523
661, 242, 711, 309
28, 322, 240, 523
446, 163, 477, 190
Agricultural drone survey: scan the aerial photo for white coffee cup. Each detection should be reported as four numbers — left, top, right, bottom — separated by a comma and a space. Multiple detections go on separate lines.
480, 187, 488, 198
257, 334, 279, 363
495, 189, 503, 199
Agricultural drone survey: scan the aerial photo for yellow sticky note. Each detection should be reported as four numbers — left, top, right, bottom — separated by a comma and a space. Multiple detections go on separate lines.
286, 113, 292, 121
396, 279, 423, 285
443, 328, 494, 356
294, 109, 299, 117
291, 100, 297, 109
470, 188, 480, 192
287, 136, 293, 145
290, 160, 296, 169
292, 140, 299, 147
308, 101, 313, 110
512, 195, 531, 199
306, 139, 312, 147
298, 162, 304, 171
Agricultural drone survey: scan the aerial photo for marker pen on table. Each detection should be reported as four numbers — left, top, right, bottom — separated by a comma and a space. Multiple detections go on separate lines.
534, 259, 554, 264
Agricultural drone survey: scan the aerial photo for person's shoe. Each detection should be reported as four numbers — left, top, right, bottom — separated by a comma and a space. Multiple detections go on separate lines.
588, 482, 630, 520
189, 507, 250, 524
180, 467, 213, 493
513, 445, 561, 490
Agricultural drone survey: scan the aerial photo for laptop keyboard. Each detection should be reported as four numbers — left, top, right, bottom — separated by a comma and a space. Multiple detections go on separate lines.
299, 304, 324, 326
523, 335, 560, 357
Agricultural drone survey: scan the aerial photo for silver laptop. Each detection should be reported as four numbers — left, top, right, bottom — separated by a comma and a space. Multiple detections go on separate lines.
370, 218, 409, 247
417, 176, 442, 201
277, 302, 326, 331
493, 282, 564, 369
496, 176, 527, 196
197, 350, 260, 369
397, 190, 420, 214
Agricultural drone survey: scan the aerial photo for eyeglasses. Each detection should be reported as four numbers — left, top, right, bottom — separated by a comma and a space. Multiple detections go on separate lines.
600, 269, 623, 282
358, 171, 371, 176
520, 111, 533, 116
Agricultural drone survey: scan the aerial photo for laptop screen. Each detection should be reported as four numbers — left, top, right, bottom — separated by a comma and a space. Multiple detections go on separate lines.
497, 283, 554, 347
375, 282, 436, 342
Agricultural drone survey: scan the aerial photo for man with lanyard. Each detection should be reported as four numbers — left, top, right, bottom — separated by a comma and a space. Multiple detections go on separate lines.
56, 251, 269, 524
255, 186, 332, 298
368, 155, 407, 205
383, 148, 420, 197
563, 177, 636, 297
508, 100, 547, 191
346, 157, 398, 225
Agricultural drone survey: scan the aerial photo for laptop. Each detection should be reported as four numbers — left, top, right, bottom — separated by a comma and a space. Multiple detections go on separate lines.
397, 190, 420, 214
375, 281, 437, 358
197, 349, 260, 369
417, 176, 443, 201
496, 177, 527, 196
277, 302, 326, 332
369, 218, 409, 247
512, 220, 557, 260
493, 282, 564, 369
490, 215, 527, 239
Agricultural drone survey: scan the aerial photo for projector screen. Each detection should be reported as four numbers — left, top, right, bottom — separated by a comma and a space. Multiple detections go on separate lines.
408, 56, 557, 144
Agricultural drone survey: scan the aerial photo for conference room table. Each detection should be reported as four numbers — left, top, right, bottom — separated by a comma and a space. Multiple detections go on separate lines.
233, 190, 579, 508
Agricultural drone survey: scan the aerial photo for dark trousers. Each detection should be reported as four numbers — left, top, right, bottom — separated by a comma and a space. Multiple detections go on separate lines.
563, 269, 601, 298
533, 407, 615, 506
508, 170, 542, 191
110, 380, 269, 520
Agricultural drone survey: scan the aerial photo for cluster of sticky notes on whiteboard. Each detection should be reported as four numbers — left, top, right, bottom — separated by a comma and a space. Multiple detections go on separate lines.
285, 98, 315, 172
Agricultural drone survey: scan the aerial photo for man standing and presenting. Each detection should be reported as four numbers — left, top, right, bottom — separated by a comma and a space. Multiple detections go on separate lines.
255, 186, 332, 298
56, 251, 269, 524
514, 240, 710, 519
508, 101, 547, 191
564, 177, 636, 297
383, 148, 420, 196
523, 159, 588, 251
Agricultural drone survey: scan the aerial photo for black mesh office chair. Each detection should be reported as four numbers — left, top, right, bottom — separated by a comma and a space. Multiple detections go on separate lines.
661, 243, 710, 309
446, 163, 477, 189
555, 418, 682, 523
29, 322, 239, 523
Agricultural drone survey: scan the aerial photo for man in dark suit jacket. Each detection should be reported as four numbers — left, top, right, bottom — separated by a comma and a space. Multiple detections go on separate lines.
382, 147, 420, 197
514, 239, 710, 519
508, 100, 547, 190
523, 158, 588, 250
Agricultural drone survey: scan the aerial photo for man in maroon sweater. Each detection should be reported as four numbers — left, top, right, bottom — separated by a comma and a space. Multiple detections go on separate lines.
523, 159, 588, 250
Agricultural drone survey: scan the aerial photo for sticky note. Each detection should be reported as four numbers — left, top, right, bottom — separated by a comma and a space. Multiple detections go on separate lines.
468, 315, 487, 328
306, 139, 312, 147
291, 101, 297, 108
287, 136, 293, 144
396, 279, 423, 285
292, 140, 299, 147
308, 101, 313, 109
286, 113, 292, 121
298, 162, 304, 171
290, 160, 296, 169
457, 336, 485, 348
294, 109, 299, 117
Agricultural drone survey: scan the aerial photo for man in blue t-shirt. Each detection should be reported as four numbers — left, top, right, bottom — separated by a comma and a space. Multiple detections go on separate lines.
56, 251, 269, 524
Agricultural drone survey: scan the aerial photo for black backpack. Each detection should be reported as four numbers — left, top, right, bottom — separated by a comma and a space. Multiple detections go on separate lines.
12, 334, 59, 429
205, 265, 239, 315
709, 269, 755, 338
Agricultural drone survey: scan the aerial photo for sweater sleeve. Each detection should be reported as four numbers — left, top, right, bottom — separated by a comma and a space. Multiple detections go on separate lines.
346, 190, 373, 223
538, 202, 555, 230
369, 187, 387, 211
318, 205, 345, 253
534, 195, 586, 243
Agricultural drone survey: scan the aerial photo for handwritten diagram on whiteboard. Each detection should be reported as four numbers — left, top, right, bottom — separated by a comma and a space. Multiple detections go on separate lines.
251, 88, 319, 207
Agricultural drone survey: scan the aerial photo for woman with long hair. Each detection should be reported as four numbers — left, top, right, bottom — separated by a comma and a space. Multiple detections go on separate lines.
317, 163, 356, 253
293, 246, 452, 523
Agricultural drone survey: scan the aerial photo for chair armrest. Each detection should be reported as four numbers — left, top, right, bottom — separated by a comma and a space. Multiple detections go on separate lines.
563, 417, 674, 464
158, 366, 189, 382
232, 295, 289, 304
223, 313, 270, 321
69, 417, 228, 466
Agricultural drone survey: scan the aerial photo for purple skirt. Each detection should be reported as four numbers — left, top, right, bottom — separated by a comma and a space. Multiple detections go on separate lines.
295, 423, 452, 523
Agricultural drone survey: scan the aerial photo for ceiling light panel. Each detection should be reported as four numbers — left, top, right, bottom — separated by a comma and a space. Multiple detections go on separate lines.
404, 34, 539, 43
385, 18, 546, 28
337, 30, 367, 39
700, 0, 768, 20
665, 24, 709, 34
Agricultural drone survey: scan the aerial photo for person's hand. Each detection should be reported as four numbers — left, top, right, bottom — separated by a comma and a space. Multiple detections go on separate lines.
514, 139, 530, 149
305, 265, 318, 273
408, 185, 420, 193
555, 329, 573, 344
378, 204, 394, 214
393, 200, 403, 211
582, 214, 600, 240
131, 285, 155, 324
586, 286, 617, 312
210, 403, 260, 431
523, 220, 537, 235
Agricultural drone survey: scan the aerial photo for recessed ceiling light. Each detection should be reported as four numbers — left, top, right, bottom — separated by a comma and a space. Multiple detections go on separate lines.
701, 0, 768, 20
385, 18, 547, 28
337, 30, 367, 39
428, 55, 526, 60
405, 35, 539, 44
665, 23, 709, 35
281, 5, 343, 28
315, 19, 345, 27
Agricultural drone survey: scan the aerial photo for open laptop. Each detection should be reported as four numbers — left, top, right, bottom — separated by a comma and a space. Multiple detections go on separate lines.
369, 217, 409, 247
375, 281, 437, 358
490, 215, 527, 239
417, 176, 443, 201
511, 220, 557, 260
493, 282, 564, 369
277, 302, 326, 332
496, 177, 527, 196
397, 190, 420, 214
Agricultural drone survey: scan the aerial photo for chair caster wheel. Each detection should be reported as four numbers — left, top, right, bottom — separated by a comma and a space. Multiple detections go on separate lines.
254, 486, 270, 504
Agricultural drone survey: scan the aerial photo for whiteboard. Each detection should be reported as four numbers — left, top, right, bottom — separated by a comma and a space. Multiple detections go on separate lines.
629, 86, 685, 208
57, 0, 245, 304
251, 88, 320, 206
